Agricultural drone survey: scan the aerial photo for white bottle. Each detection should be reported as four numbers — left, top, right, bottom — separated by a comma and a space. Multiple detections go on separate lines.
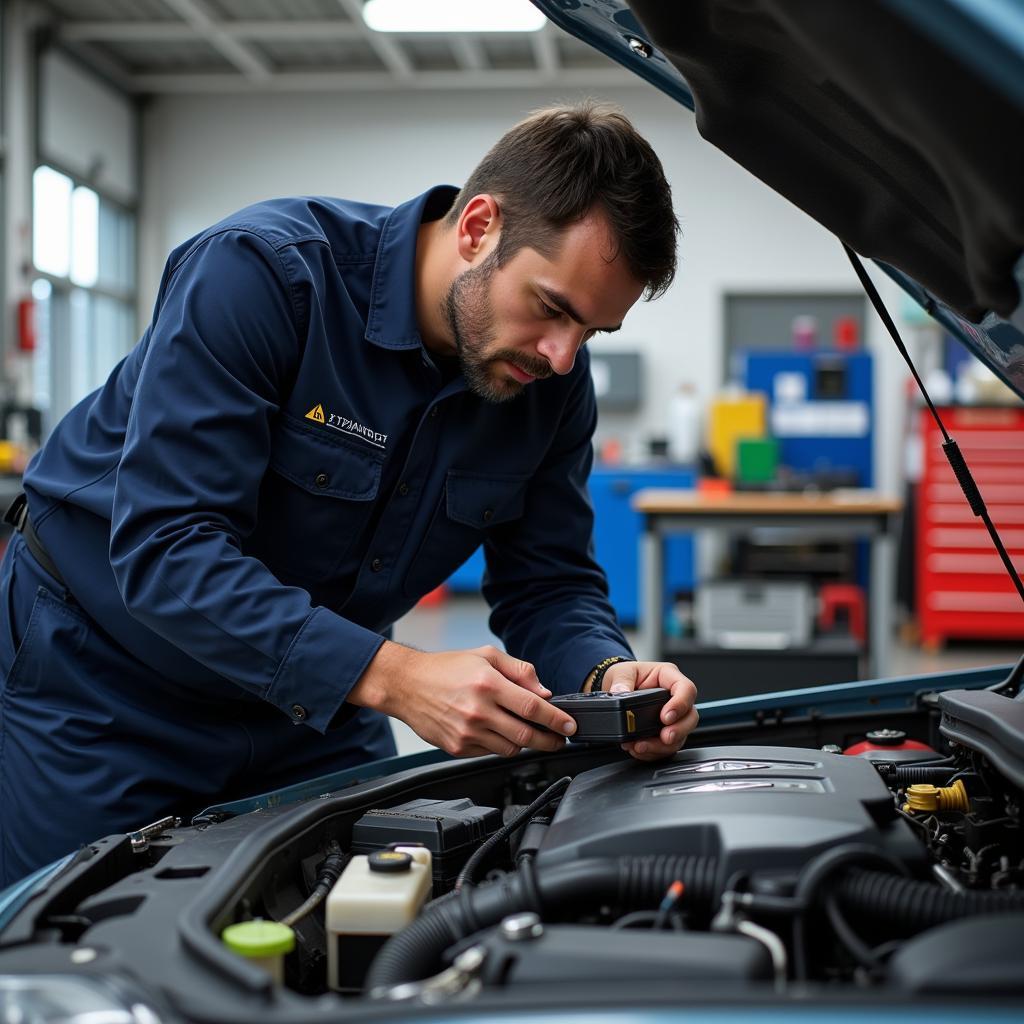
326, 846, 433, 991
667, 383, 701, 464
954, 362, 979, 404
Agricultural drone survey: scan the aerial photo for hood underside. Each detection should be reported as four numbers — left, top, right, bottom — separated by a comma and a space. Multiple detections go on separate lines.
536, 0, 1024, 399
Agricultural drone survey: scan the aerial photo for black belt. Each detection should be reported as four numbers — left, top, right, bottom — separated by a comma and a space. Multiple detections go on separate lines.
4, 493, 67, 587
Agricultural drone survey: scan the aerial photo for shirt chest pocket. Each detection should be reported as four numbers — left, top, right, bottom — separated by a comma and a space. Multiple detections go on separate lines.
403, 470, 529, 599
256, 421, 383, 583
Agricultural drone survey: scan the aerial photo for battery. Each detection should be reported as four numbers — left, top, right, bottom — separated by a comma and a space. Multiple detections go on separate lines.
551, 687, 672, 744
350, 797, 501, 894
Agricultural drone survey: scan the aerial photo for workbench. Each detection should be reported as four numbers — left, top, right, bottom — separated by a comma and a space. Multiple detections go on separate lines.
632, 489, 903, 685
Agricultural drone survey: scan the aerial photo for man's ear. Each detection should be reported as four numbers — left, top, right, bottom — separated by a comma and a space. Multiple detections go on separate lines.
455, 194, 501, 263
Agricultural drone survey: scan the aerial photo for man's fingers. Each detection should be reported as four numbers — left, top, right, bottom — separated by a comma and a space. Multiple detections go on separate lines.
660, 677, 698, 726
621, 705, 698, 761
627, 663, 696, 723
603, 661, 639, 694
481, 723, 564, 758
481, 730, 523, 758
494, 711, 567, 753
623, 737, 675, 761
476, 645, 550, 697
498, 681, 576, 738
659, 705, 699, 747
487, 671, 577, 737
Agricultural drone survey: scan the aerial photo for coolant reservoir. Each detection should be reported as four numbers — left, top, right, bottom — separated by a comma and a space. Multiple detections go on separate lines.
326, 846, 432, 992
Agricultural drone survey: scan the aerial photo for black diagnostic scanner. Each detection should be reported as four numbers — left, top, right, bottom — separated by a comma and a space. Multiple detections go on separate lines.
550, 688, 672, 744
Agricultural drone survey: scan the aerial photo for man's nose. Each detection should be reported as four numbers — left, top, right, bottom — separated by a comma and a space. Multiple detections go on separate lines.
536, 330, 580, 376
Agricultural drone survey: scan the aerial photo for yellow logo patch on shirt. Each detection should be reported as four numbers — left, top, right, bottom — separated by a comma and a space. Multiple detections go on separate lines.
305, 403, 325, 424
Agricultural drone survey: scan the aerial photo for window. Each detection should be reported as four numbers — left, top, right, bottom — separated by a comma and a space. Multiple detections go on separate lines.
31, 164, 137, 428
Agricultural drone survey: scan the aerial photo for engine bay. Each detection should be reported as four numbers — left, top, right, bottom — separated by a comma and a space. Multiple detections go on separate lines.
2, 670, 1022, 1021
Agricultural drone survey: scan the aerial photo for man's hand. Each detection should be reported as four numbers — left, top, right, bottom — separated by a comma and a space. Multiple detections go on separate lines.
600, 661, 698, 762
348, 641, 577, 758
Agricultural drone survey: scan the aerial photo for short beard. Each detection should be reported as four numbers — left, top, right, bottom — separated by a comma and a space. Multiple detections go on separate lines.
441, 250, 551, 404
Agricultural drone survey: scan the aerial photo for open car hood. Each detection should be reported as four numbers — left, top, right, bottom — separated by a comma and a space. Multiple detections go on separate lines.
535, 0, 1024, 399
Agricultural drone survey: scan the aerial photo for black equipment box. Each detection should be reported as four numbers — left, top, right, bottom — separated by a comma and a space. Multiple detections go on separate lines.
550, 688, 671, 744
351, 797, 501, 893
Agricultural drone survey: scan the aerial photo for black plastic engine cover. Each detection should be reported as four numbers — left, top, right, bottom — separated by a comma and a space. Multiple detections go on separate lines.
888, 914, 1024, 994
537, 745, 922, 875
458, 925, 772, 987
939, 689, 1024, 791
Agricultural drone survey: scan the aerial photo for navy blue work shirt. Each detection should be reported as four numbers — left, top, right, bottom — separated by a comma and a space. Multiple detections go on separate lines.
23, 186, 633, 733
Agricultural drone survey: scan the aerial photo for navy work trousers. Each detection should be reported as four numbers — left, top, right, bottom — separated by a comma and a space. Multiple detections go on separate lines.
0, 534, 395, 887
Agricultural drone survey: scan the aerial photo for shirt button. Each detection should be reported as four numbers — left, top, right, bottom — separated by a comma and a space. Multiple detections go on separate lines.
397, 482, 409, 496
371, 558, 383, 573
430, 407, 438, 418
314, 472, 329, 488
291, 704, 307, 722
482, 508, 494, 523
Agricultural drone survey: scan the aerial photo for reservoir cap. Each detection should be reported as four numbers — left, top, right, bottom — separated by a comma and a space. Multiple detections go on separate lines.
369, 850, 413, 873
222, 919, 295, 958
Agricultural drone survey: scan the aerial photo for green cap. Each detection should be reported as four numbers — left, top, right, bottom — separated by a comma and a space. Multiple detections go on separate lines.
222, 920, 295, 958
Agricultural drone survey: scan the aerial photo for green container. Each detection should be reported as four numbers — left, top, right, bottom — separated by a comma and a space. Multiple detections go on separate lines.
222, 919, 295, 984
736, 437, 779, 483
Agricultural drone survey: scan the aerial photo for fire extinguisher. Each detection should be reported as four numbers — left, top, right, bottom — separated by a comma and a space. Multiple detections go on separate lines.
17, 298, 36, 352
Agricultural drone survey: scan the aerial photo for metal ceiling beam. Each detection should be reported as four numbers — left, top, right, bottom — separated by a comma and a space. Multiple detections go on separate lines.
59, 20, 365, 43
337, 0, 413, 81
59, 40, 136, 93
449, 35, 487, 72
532, 24, 560, 76
159, 0, 272, 80
126, 67, 637, 94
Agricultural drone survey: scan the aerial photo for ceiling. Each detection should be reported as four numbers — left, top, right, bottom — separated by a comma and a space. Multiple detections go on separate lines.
39, 0, 632, 95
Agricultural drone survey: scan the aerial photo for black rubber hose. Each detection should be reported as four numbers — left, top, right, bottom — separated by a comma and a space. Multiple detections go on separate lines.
616, 853, 720, 913
838, 869, 1024, 934
513, 816, 551, 866
365, 854, 719, 992
876, 765, 961, 786
455, 776, 571, 892
281, 842, 347, 928
790, 844, 910, 980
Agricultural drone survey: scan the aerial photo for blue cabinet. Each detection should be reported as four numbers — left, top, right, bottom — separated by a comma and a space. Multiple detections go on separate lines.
446, 465, 695, 629
743, 352, 873, 486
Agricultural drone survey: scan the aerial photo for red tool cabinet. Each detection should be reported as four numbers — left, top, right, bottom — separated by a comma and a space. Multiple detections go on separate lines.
917, 405, 1024, 647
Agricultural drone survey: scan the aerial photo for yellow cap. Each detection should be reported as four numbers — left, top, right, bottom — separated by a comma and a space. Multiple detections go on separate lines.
937, 778, 969, 812
222, 919, 295, 958
904, 784, 939, 813
903, 778, 969, 814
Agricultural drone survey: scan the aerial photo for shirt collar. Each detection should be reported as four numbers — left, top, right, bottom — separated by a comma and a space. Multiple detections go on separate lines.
365, 185, 459, 351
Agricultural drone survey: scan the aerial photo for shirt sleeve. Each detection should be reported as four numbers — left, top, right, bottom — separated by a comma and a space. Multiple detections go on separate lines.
109, 229, 385, 733
481, 351, 634, 694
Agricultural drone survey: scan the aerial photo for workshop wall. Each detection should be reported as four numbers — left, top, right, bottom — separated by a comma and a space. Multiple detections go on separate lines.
139, 86, 909, 494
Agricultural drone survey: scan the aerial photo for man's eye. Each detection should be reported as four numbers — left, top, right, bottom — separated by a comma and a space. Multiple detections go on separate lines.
540, 301, 560, 319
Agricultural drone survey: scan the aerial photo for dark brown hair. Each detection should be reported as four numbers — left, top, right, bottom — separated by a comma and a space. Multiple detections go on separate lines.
445, 101, 678, 299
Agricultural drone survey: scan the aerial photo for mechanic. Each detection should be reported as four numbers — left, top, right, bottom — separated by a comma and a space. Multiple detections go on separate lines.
0, 103, 698, 886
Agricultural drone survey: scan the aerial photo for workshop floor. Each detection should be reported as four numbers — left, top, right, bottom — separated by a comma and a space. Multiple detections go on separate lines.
387, 595, 1021, 756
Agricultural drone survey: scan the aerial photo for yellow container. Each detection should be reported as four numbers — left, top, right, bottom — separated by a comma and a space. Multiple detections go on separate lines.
708, 393, 767, 478
0, 441, 16, 475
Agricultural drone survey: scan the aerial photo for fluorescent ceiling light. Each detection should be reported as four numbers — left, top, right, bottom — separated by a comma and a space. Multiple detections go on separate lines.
362, 0, 547, 33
